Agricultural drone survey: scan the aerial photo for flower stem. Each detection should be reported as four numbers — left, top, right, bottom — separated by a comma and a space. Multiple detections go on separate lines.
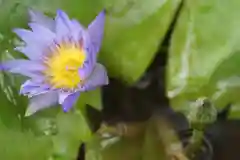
185, 129, 204, 158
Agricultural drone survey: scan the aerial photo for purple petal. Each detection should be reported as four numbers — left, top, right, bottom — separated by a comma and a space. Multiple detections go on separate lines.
59, 91, 80, 112
0, 59, 45, 78
71, 19, 84, 30
80, 63, 108, 91
55, 9, 71, 39
20, 79, 50, 97
27, 87, 50, 98
13, 28, 52, 53
20, 79, 42, 94
81, 32, 98, 78
1, 59, 45, 71
14, 46, 44, 60
25, 91, 58, 116
28, 9, 55, 31
28, 23, 56, 41
13, 29, 35, 44
13, 29, 48, 60
58, 91, 71, 104
70, 19, 85, 41
87, 10, 105, 54
78, 57, 94, 81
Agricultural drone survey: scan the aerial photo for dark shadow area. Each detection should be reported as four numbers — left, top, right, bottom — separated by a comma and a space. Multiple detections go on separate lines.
205, 120, 240, 160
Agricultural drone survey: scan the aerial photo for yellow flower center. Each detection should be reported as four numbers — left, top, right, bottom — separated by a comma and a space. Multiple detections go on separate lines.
44, 43, 85, 89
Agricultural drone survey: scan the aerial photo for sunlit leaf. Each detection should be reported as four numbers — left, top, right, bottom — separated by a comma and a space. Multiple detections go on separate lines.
81, 88, 102, 111
0, 73, 92, 159
0, 86, 52, 159
0, 126, 52, 160
208, 53, 240, 119
167, 0, 240, 117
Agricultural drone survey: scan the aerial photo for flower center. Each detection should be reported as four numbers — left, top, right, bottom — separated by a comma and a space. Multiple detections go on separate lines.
44, 43, 85, 89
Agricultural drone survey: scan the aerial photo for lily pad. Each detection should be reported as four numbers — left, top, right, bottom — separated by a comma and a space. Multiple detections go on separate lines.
167, 0, 240, 118
0, 72, 92, 159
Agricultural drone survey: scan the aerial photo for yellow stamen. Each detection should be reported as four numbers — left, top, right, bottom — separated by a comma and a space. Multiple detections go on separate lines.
44, 43, 85, 89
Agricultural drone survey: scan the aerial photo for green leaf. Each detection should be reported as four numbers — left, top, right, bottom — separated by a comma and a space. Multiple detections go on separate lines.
85, 136, 103, 160
0, 72, 92, 159
80, 88, 102, 110
23, 106, 92, 159
0, 126, 52, 160
167, 0, 240, 116
0, 0, 180, 83
0, 80, 52, 159
208, 53, 240, 119
100, 0, 181, 83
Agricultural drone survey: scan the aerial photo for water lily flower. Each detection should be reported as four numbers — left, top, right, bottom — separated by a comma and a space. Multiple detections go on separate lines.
0, 9, 108, 115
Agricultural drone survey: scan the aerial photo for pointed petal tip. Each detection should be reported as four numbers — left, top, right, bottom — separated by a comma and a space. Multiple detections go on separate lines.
12, 28, 31, 38
19, 88, 23, 95
0, 62, 9, 71
28, 8, 36, 16
56, 9, 61, 16
27, 22, 55, 37
102, 9, 106, 14
27, 8, 55, 31
28, 8, 41, 22
0, 64, 5, 71
25, 91, 58, 116
60, 91, 80, 112
97, 9, 106, 19
28, 22, 36, 31
56, 9, 63, 14
12, 28, 20, 34
56, 9, 67, 17
24, 106, 37, 117
79, 63, 109, 91
28, 8, 33, 16
62, 107, 69, 113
